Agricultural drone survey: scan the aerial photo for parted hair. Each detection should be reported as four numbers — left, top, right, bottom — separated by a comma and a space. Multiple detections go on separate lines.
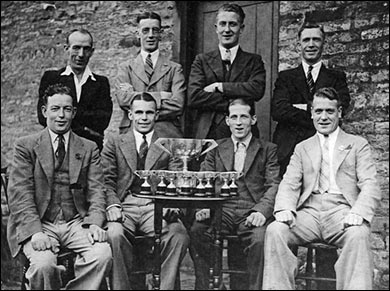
216, 3, 245, 24
41, 83, 76, 106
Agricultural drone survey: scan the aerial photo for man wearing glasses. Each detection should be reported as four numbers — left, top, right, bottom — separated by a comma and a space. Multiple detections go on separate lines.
116, 11, 186, 138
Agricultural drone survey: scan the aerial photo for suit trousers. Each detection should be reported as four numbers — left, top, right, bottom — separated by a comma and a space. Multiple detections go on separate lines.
22, 217, 112, 290
107, 203, 189, 290
262, 192, 374, 290
189, 207, 268, 290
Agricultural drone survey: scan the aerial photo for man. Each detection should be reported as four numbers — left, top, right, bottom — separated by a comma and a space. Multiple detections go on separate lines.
271, 22, 350, 177
189, 98, 280, 290
117, 11, 186, 138
102, 92, 189, 290
7, 84, 112, 290
37, 28, 113, 151
263, 87, 381, 290
187, 3, 266, 140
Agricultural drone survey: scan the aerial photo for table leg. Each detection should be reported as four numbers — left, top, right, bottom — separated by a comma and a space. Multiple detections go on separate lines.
153, 203, 163, 290
212, 206, 222, 290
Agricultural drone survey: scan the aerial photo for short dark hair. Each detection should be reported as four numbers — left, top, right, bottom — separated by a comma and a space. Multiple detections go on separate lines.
312, 87, 342, 107
130, 92, 157, 108
66, 28, 94, 47
298, 22, 325, 40
136, 11, 161, 27
216, 3, 245, 24
226, 98, 255, 116
42, 84, 75, 106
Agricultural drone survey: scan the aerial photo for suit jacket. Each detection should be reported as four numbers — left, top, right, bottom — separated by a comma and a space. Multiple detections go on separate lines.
101, 130, 181, 206
116, 53, 186, 138
274, 129, 381, 224
7, 129, 107, 257
37, 68, 113, 150
187, 47, 266, 139
200, 137, 280, 220
271, 64, 350, 173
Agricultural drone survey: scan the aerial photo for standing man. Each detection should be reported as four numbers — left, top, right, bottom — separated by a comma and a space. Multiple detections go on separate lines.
7, 84, 112, 290
102, 92, 189, 290
37, 28, 113, 151
272, 22, 350, 177
187, 3, 266, 141
263, 87, 381, 290
117, 11, 186, 138
190, 98, 280, 290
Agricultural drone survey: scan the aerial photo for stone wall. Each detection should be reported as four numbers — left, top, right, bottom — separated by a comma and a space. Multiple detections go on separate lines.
1, 1, 389, 289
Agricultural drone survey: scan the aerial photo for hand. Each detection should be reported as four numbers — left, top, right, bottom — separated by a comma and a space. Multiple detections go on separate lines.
163, 208, 181, 223
87, 224, 107, 244
31, 232, 52, 251
203, 83, 222, 93
274, 210, 296, 228
195, 209, 210, 222
245, 212, 266, 228
107, 206, 123, 222
119, 83, 134, 93
343, 213, 363, 229
160, 91, 172, 100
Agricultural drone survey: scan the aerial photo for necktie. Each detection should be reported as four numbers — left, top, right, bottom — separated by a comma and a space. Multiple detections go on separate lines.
234, 142, 246, 173
145, 54, 154, 80
307, 65, 315, 96
139, 135, 148, 161
318, 135, 330, 194
56, 134, 65, 166
223, 49, 231, 72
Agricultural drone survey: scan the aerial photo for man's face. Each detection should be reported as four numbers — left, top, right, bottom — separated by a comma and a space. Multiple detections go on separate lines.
66, 31, 94, 73
225, 103, 256, 141
311, 96, 342, 135
138, 18, 161, 53
42, 94, 76, 135
215, 11, 244, 49
299, 28, 324, 65
129, 100, 159, 134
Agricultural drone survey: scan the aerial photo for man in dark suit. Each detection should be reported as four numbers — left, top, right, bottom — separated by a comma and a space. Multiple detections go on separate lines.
37, 28, 113, 151
117, 11, 186, 138
187, 3, 266, 140
102, 92, 189, 290
189, 98, 280, 290
271, 22, 350, 177
263, 87, 381, 290
7, 84, 112, 290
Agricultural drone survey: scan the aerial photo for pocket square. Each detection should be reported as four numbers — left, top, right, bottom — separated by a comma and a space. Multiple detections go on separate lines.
338, 145, 352, 151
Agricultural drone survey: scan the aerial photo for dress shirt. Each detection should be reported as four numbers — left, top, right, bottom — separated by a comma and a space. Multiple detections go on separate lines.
48, 129, 70, 154
316, 127, 342, 194
141, 49, 159, 68
61, 65, 96, 102
302, 60, 322, 83
133, 129, 154, 153
231, 133, 252, 154
219, 44, 239, 64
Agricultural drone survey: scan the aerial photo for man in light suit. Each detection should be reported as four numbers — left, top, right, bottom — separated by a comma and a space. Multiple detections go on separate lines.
187, 3, 265, 141
117, 11, 186, 138
263, 87, 381, 290
7, 84, 112, 290
189, 98, 280, 290
102, 92, 189, 290
37, 28, 113, 151
271, 22, 350, 177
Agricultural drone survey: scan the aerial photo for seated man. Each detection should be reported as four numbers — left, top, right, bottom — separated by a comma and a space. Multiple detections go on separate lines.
102, 92, 189, 290
189, 98, 280, 290
7, 84, 112, 290
263, 87, 382, 290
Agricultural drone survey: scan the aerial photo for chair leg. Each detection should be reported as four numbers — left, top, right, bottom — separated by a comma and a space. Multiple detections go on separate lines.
305, 247, 314, 290
315, 248, 337, 290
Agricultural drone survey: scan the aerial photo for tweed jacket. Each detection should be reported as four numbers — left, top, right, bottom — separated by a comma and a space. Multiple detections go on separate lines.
274, 129, 381, 224
116, 53, 186, 138
271, 64, 350, 167
200, 137, 280, 220
187, 47, 266, 139
7, 129, 106, 257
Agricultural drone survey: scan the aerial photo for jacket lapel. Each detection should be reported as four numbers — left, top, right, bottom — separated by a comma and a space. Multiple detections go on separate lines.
120, 131, 138, 172
132, 54, 150, 85
145, 133, 164, 170
306, 135, 322, 177
293, 64, 312, 103
229, 48, 248, 82
243, 138, 261, 175
68, 132, 86, 184
333, 129, 353, 173
149, 55, 171, 86
34, 129, 55, 187
218, 139, 234, 171
206, 50, 224, 81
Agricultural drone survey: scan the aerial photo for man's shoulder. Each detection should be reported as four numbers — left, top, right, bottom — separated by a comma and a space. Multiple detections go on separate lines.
41, 67, 66, 77
91, 72, 109, 82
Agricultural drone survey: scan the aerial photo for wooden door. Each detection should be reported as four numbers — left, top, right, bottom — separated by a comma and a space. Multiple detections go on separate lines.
189, 1, 279, 141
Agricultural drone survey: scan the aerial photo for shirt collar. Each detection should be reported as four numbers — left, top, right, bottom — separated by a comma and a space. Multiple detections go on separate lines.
141, 49, 159, 66
61, 65, 96, 81
48, 129, 70, 150
133, 129, 154, 147
219, 44, 239, 63
302, 60, 322, 73
317, 126, 339, 145
231, 133, 252, 151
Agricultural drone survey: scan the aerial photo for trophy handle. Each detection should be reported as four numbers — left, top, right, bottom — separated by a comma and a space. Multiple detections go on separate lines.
200, 140, 218, 156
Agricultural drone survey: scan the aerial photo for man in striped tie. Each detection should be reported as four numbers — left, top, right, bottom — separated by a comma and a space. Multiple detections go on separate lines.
117, 11, 186, 139
263, 87, 381, 290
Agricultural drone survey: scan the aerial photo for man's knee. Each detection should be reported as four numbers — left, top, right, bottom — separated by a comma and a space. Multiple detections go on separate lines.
344, 224, 370, 243
106, 222, 125, 243
166, 222, 190, 247
27, 250, 58, 272
89, 242, 112, 265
